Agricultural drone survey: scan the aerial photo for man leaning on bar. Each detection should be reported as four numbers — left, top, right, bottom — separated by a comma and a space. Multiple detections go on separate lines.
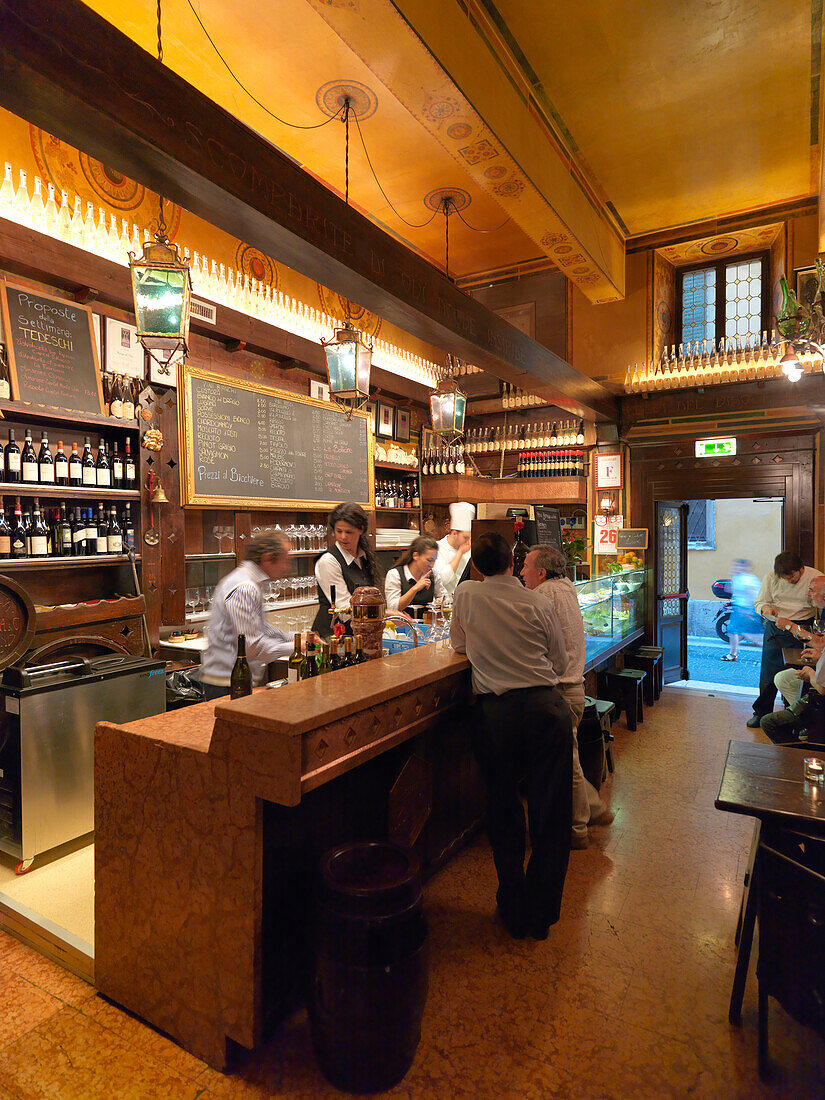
450, 530, 573, 940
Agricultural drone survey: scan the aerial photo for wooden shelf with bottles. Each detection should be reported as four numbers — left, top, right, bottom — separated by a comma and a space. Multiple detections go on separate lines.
421, 474, 587, 506
0, 553, 141, 570
374, 460, 420, 474
0, 399, 139, 433
0, 483, 140, 501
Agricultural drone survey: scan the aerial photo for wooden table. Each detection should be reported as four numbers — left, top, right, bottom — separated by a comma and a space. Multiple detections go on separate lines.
715, 740, 825, 1027
781, 647, 816, 668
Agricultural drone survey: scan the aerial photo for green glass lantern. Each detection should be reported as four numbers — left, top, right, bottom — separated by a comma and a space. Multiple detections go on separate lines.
129, 238, 192, 367
430, 356, 467, 438
321, 324, 372, 415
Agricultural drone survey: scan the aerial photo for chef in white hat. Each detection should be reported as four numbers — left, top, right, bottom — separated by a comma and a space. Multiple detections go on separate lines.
435, 501, 475, 598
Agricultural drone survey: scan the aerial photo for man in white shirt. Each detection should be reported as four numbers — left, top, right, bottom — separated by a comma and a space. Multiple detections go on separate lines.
748, 551, 824, 727
200, 531, 294, 699
522, 545, 613, 850
450, 531, 573, 940
435, 501, 475, 598
761, 574, 825, 742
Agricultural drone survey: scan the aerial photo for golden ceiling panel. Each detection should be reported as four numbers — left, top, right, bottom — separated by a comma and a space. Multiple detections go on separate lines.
657, 224, 784, 267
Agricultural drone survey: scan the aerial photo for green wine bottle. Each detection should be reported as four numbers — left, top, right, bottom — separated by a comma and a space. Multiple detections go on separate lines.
301, 641, 319, 679
287, 633, 303, 684
318, 642, 332, 674
230, 634, 252, 699
777, 274, 808, 340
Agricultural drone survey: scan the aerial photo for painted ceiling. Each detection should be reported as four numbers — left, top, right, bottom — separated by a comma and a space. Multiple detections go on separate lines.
83, 0, 820, 304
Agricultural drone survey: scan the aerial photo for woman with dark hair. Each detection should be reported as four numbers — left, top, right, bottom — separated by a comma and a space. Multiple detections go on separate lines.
385, 535, 447, 616
313, 502, 383, 638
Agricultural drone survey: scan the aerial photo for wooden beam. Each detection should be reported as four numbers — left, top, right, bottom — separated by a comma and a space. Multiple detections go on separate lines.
0, 0, 615, 422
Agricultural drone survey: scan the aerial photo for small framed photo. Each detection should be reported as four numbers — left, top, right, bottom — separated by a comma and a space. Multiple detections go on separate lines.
364, 400, 377, 435
377, 401, 394, 438
394, 407, 411, 443
795, 265, 821, 313
104, 317, 145, 379
421, 427, 437, 453
148, 357, 178, 388
310, 379, 330, 402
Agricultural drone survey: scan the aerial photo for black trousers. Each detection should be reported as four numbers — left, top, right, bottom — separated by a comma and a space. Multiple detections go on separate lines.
474, 685, 573, 929
753, 619, 812, 717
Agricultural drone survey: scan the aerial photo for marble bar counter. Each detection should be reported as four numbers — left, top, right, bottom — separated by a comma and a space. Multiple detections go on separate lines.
94, 644, 477, 1071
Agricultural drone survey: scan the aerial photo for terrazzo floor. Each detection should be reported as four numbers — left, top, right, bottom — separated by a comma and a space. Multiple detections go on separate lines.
1, 686, 825, 1099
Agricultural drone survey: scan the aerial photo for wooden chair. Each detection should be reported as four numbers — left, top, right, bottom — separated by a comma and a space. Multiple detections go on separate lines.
601, 669, 646, 732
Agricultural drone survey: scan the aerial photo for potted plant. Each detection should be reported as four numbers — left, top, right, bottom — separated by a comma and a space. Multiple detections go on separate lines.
561, 529, 588, 582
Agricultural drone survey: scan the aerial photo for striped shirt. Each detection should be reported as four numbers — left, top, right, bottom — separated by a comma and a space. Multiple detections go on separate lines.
199, 560, 292, 686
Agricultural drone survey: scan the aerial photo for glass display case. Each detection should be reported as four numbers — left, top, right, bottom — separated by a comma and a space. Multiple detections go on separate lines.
575, 568, 646, 667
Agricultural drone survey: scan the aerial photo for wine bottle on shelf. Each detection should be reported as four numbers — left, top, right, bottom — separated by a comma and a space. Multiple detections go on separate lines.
107, 507, 123, 553
55, 504, 72, 557
123, 438, 136, 489
102, 373, 111, 417
287, 634, 304, 684
0, 502, 10, 558
576, 420, 585, 445
456, 444, 466, 475
85, 507, 97, 556
96, 504, 108, 554
37, 432, 54, 484
68, 441, 82, 486
111, 441, 123, 490
96, 439, 111, 488
122, 377, 136, 420
81, 436, 96, 487
22, 507, 32, 555
0, 343, 10, 400
11, 499, 26, 559
447, 446, 456, 475
230, 634, 253, 699
301, 641, 320, 679
354, 634, 368, 664
122, 503, 135, 550
109, 375, 123, 419
21, 429, 37, 483
30, 499, 48, 558
342, 636, 356, 668
4, 429, 20, 483
412, 481, 420, 509
54, 440, 68, 486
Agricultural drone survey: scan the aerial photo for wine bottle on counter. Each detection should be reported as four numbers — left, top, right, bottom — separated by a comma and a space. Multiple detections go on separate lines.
342, 636, 356, 668
230, 634, 252, 699
96, 439, 111, 487
11, 499, 26, 559
287, 633, 303, 684
81, 436, 96, 486
354, 634, 368, 664
4, 429, 19, 483
21, 429, 37, 484
0, 503, 10, 558
329, 637, 344, 671
301, 641, 319, 679
54, 440, 68, 486
318, 643, 332, 674
37, 433, 54, 484
69, 441, 82, 486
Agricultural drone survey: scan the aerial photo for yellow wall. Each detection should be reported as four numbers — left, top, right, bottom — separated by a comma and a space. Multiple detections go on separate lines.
687, 498, 783, 596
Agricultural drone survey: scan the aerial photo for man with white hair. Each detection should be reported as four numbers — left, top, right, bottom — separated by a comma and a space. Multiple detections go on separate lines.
434, 501, 475, 598
522, 543, 614, 849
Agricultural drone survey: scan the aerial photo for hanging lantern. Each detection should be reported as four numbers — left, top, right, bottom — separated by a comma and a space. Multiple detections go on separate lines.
321, 323, 372, 417
430, 355, 467, 438
129, 236, 192, 369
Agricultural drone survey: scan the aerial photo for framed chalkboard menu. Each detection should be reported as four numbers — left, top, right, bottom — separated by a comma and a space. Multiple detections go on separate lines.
179, 365, 374, 510
0, 280, 104, 415
534, 505, 563, 553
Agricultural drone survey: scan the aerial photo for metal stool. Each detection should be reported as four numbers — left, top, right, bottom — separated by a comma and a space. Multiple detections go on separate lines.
635, 646, 664, 697
601, 669, 646, 732
596, 699, 616, 774
625, 653, 660, 707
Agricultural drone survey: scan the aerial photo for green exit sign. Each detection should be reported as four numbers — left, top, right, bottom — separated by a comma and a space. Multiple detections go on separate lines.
695, 437, 737, 458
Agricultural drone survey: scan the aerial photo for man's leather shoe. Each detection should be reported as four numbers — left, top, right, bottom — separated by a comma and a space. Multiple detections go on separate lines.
746, 714, 763, 728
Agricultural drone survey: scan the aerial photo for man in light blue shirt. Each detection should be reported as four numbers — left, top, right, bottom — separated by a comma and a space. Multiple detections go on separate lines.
200, 531, 294, 699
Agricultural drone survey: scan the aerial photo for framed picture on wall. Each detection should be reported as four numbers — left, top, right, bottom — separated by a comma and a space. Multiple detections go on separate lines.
309, 379, 330, 402
594, 451, 623, 489
377, 401, 394, 438
795, 265, 821, 314
394, 407, 411, 443
364, 400, 377, 436
104, 317, 145, 379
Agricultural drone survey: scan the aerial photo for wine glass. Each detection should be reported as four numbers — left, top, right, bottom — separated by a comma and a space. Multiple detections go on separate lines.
204, 586, 214, 613
285, 523, 298, 554
185, 588, 197, 620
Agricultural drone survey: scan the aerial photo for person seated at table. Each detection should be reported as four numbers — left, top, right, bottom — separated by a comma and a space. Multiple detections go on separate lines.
762, 574, 825, 743
385, 536, 448, 617
521, 543, 614, 850
747, 551, 824, 728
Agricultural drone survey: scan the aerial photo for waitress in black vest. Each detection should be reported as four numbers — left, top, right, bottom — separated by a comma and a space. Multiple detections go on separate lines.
385, 536, 447, 618
313, 502, 383, 639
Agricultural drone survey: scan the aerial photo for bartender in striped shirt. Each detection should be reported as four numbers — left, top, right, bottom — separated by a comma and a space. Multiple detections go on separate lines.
199, 530, 295, 700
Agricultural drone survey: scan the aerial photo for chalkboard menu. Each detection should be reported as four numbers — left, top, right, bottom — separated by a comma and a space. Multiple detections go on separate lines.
616, 528, 649, 550
179, 365, 373, 509
0, 281, 104, 415
534, 506, 563, 553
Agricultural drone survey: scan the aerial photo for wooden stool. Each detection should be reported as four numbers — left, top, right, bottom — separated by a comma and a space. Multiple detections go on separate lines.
635, 646, 664, 697
601, 669, 646, 732
625, 653, 660, 707
596, 699, 615, 775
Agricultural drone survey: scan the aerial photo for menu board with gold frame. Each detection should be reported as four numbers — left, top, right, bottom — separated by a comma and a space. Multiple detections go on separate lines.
178, 364, 374, 510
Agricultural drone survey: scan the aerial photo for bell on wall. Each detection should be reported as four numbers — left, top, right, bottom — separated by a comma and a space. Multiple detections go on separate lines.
150, 480, 170, 505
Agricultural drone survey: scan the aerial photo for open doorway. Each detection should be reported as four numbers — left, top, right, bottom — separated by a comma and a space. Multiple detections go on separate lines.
678, 496, 783, 693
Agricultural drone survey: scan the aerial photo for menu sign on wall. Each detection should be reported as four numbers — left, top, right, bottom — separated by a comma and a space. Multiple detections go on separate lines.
179, 365, 374, 509
0, 280, 104, 415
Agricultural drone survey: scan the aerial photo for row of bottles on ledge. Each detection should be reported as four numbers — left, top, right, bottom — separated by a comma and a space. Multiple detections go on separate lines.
517, 450, 585, 478
499, 383, 544, 409
103, 374, 141, 420
465, 419, 585, 454
625, 332, 798, 393
375, 479, 420, 509
0, 497, 135, 559
0, 164, 440, 390
3, 430, 136, 490
286, 632, 367, 683
421, 445, 466, 477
